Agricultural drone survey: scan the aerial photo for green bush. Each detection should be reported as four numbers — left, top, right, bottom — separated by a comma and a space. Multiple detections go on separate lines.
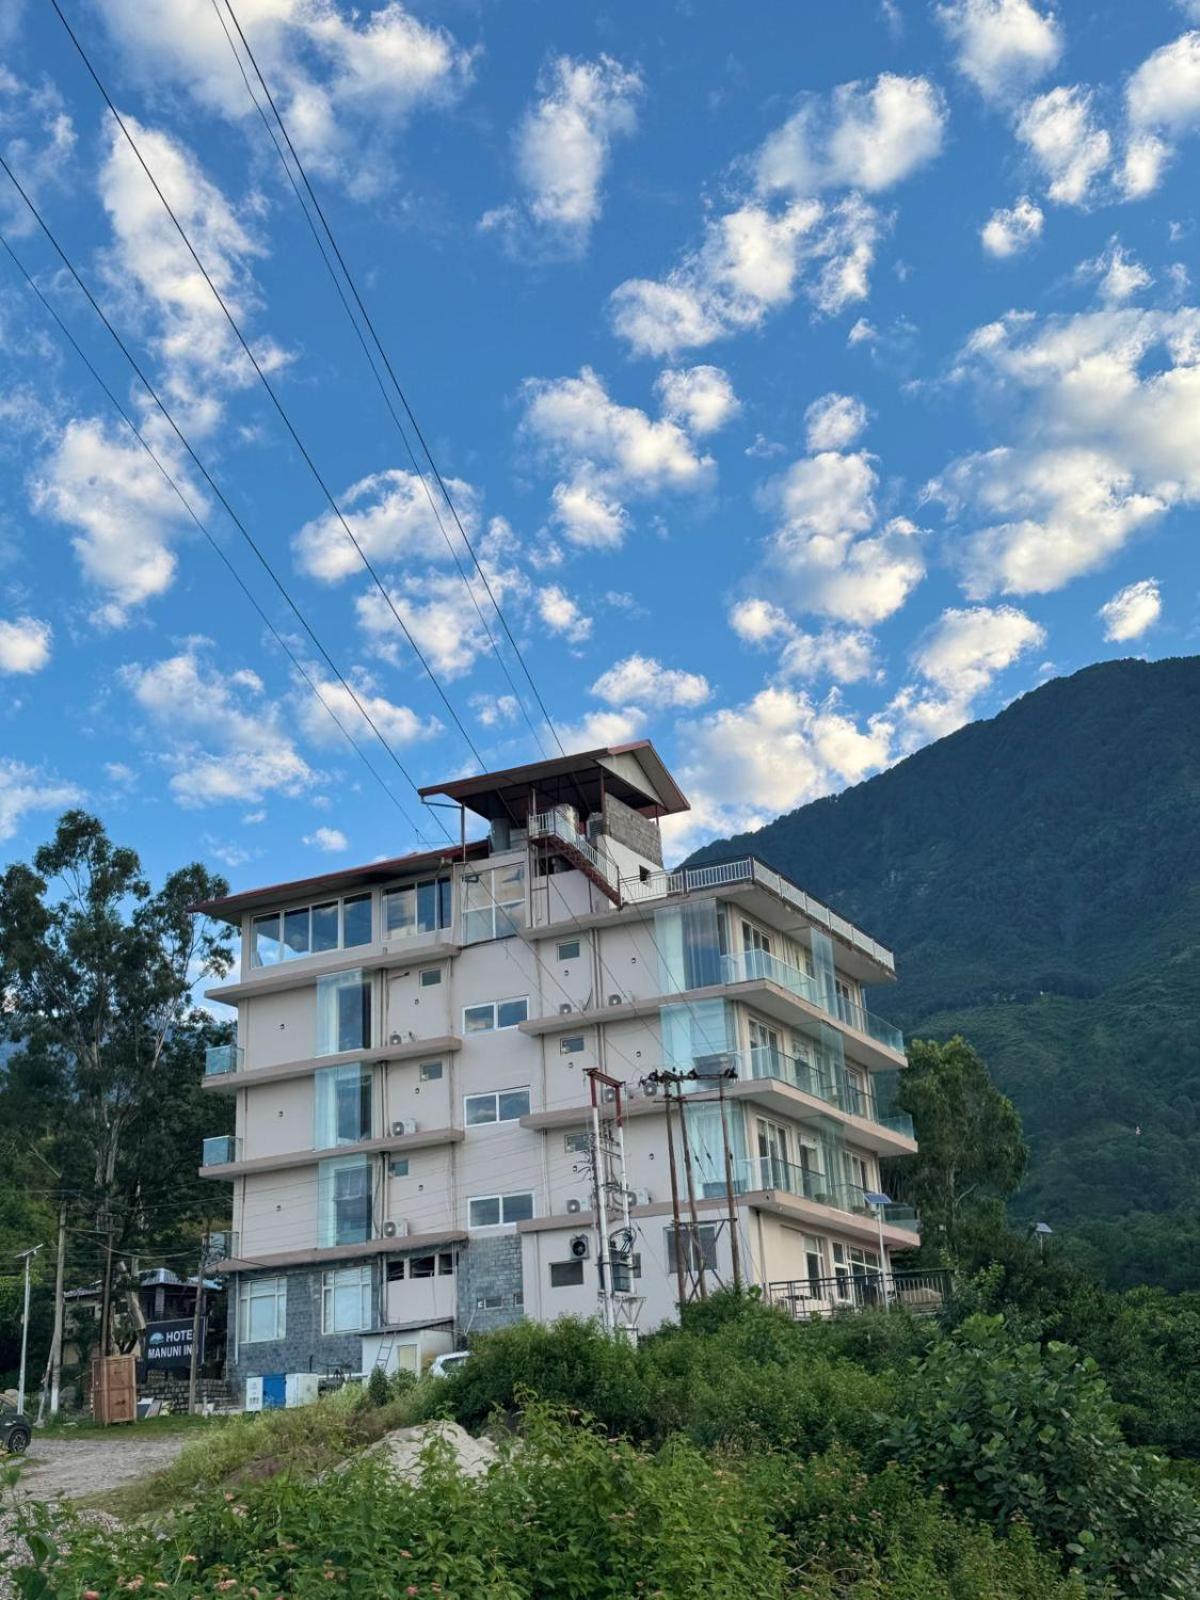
366, 1364, 390, 1408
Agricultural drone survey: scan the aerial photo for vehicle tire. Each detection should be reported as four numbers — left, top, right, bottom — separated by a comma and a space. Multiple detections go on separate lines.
6, 1426, 31, 1455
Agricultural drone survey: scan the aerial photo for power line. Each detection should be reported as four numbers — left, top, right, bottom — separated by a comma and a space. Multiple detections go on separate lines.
48, 0, 487, 771
218, 0, 566, 761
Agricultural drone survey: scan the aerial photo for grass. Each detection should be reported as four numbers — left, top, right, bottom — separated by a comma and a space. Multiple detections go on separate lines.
39, 1411, 222, 1441
80, 1379, 438, 1519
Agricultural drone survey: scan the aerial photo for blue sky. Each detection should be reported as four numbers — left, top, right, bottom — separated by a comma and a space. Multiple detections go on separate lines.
0, 0, 1197, 888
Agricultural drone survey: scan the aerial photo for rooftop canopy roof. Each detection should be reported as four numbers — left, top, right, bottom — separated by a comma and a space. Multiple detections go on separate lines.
419, 740, 689, 824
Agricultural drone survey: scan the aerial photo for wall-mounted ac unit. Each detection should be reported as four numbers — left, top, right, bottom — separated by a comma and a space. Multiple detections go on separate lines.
629, 1188, 653, 1207
391, 1119, 418, 1138
569, 1234, 589, 1259
382, 1219, 409, 1239
607, 994, 622, 1006
565, 1197, 584, 1214
389, 1031, 403, 1046
558, 1003, 573, 1015
602, 1085, 617, 1103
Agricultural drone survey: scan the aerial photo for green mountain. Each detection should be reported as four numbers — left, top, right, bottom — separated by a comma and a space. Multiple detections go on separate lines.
685, 656, 1200, 1288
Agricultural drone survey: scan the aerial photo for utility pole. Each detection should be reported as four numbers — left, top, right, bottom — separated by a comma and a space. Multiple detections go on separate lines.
96, 1210, 114, 1425
660, 1081, 687, 1311
188, 1223, 209, 1414
37, 1201, 68, 1423
16, 1245, 42, 1416
717, 1071, 743, 1291
675, 1088, 708, 1300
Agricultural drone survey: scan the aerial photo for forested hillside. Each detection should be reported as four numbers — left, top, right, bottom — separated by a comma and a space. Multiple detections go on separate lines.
686, 657, 1200, 1287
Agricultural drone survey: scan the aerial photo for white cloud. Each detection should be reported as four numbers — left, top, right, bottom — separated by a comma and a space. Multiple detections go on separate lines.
729, 597, 792, 644
303, 825, 348, 853
121, 643, 317, 806
804, 392, 868, 451
0, 758, 81, 842
911, 603, 1045, 697
1016, 86, 1111, 206
610, 73, 945, 358
94, 0, 474, 196
981, 195, 1043, 257
655, 366, 741, 435
471, 692, 520, 727
536, 583, 592, 643
1077, 238, 1152, 303
356, 567, 508, 680
557, 706, 646, 751
31, 417, 197, 625
296, 677, 440, 747
936, 0, 1061, 103
0, 615, 51, 673
482, 54, 642, 255
755, 74, 946, 194
590, 653, 710, 708
0, 71, 76, 237
293, 467, 477, 582
1098, 576, 1161, 640
778, 627, 878, 683
1121, 31, 1200, 196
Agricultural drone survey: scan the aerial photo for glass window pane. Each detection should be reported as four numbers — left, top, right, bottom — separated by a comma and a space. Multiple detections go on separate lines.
462, 906, 492, 945
557, 940, 581, 961
463, 1004, 493, 1033
385, 886, 415, 938
496, 997, 528, 1029
409, 1254, 435, 1278
502, 1192, 533, 1224
312, 902, 339, 952
469, 1196, 501, 1227
419, 1060, 443, 1081
498, 1089, 530, 1122
465, 1095, 496, 1126
416, 880, 438, 933
283, 908, 310, 959
252, 914, 282, 967
343, 894, 372, 948
420, 968, 441, 987
437, 878, 452, 930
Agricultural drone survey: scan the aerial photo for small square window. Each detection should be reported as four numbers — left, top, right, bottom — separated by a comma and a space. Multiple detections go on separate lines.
438, 1252, 455, 1275
464, 1003, 493, 1033
386, 1260, 405, 1282
560, 1035, 585, 1055
419, 1061, 443, 1082
564, 1130, 590, 1154
477, 1294, 503, 1310
550, 1259, 584, 1288
388, 1157, 410, 1178
557, 939, 581, 962
420, 968, 442, 988
496, 997, 529, 1029
409, 1254, 436, 1279
498, 1087, 531, 1122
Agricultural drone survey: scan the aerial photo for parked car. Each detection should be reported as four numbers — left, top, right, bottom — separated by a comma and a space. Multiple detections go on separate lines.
1, 1401, 32, 1454
429, 1350, 470, 1379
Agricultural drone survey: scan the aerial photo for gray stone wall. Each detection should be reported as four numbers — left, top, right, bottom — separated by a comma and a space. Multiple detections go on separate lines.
457, 1235, 524, 1337
226, 1260, 377, 1387
600, 794, 663, 866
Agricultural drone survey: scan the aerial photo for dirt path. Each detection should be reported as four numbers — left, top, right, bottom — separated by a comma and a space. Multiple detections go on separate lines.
9, 1429, 190, 1502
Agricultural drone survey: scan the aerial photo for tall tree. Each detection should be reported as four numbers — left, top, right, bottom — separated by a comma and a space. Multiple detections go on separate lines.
0, 812, 233, 1356
889, 1035, 1028, 1263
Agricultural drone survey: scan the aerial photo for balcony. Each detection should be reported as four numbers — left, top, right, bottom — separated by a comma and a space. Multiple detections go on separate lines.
205, 1042, 244, 1077
529, 807, 621, 904
202, 1134, 240, 1167
734, 1157, 920, 1236
739, 1045, 913, 1138
720, 949, 905, 1055
619, 856, 895, 974
764, 1269, 950, 1320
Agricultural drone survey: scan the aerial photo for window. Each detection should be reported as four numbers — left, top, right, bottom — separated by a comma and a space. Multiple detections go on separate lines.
463, 996, 529, 1033
321, 1265, 372, 1333
239, 1275, 286, 1343
388, 1251, 454, 1281
468, 1191, 534, 1228
462, 861, 526, 944
318, 1155, 373, 1248
384, 876, 452, 941
755, 1117, 790, 1188
477, 1294, 503, 1310
560, 1034, 585, 1055
316, 970, 371, 1056
388, 1157, 409, 1178
314, 1064, 372, 1148
464, 1087, 530, 1126
564, 1130, 590, 1154
665, 1222, 718, 1274
251, 894, 373, 967
419, 967, 443, 988
419, 1060, 443, 1082
550, 1259, 584, 1287
557, 939, 581, 962
803, 1234, 827, 1294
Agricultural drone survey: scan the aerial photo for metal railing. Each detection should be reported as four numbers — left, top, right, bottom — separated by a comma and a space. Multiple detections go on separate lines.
529, 808, 620, 891
618, 856, 896, 973
717, 949, 905, 1055
738, 1046, 916, 1138
734, 1159, 920, 1234
205, 1042, 243, 1077
765, 1269, 950, 1318
201, 1134, 240, 1168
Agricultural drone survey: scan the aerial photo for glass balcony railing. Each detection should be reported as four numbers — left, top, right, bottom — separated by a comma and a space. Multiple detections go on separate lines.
201, 1134, 239, 1167
205, 1042, 243, 1077
738, 1047, 916, 1139
719, 951, 905, 1055
733, 1159, 920, 1234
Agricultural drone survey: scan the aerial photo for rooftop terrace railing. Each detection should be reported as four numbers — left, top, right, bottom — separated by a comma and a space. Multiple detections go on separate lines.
765, 1269, 949, 1319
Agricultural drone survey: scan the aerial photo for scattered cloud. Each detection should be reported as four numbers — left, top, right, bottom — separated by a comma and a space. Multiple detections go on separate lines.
0, 70, 77, 237
981, 195, 1043, 257
471, 693, 520, 727
293, 467, 477, 582
729, 597, 878, 684
1123, 31, 1200, 197
303, 825, 349, 852
295, 676, 441, 748
480, 54, 642, 256
1015, 86, 1111, 207
1076, 237, 1152, 303
936, 0, 1061, 104
590, 653, 711, 708
804, 392, 869, 451
910, 603, 1045, 698
0, 614, 51, 673
754, 73, 947, 195
0, 757, 81, 842
557, 706, 647, 751
536, 583, 592, 643
655, 366, 741, 435
1098, 576, 1161, 640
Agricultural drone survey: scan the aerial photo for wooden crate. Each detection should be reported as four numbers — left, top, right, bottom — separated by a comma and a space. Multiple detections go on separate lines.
91, 1353, 137, 1424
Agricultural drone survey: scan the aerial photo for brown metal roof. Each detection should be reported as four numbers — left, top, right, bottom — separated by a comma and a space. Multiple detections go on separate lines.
190, 839, 489, 924
419, 740, 689, 823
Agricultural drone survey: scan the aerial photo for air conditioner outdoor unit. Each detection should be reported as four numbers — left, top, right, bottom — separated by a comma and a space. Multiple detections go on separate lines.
602, 1086, 617, 1103
566, 1197, 584, 1214
569, 1234, 589, 1259
559, 1003, 573, 1015
382, 1219, 409, 1239
392, 1119, 418, 1137
607, 994, 622, 1006
389, 1031, 403, 1045
629, 1188, 653, 1207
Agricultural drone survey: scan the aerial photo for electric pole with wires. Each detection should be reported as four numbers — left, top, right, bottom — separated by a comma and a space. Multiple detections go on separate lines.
583, 1069, 643, 1339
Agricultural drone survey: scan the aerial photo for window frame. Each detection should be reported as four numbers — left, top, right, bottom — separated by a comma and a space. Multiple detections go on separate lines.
250, 893, 374, 968
239, 1275, 287, 1344
559, 1034, 585, 1055
418, 1059, 444, 1082
464, 1086, 531, 1127
419, 967, 443, 988
383, 875, 453, 942
321, 1264, 373, 1334
461, 861, 527, 945
315, 969, 372, 1057
467, 1191, 535, 1229
556, 938, 582, 962
549, 1259, 585, 1288
462, 995, 529, 1034
664, 1222, 719, 1275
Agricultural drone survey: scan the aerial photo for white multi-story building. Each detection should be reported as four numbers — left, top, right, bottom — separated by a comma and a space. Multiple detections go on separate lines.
197, 742, 926, 1390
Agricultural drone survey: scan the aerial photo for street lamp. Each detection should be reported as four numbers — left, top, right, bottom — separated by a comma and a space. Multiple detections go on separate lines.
864, 1192, 892, 1305
1033, 1221, 1053, 1258
15, 1245, 42, 1416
